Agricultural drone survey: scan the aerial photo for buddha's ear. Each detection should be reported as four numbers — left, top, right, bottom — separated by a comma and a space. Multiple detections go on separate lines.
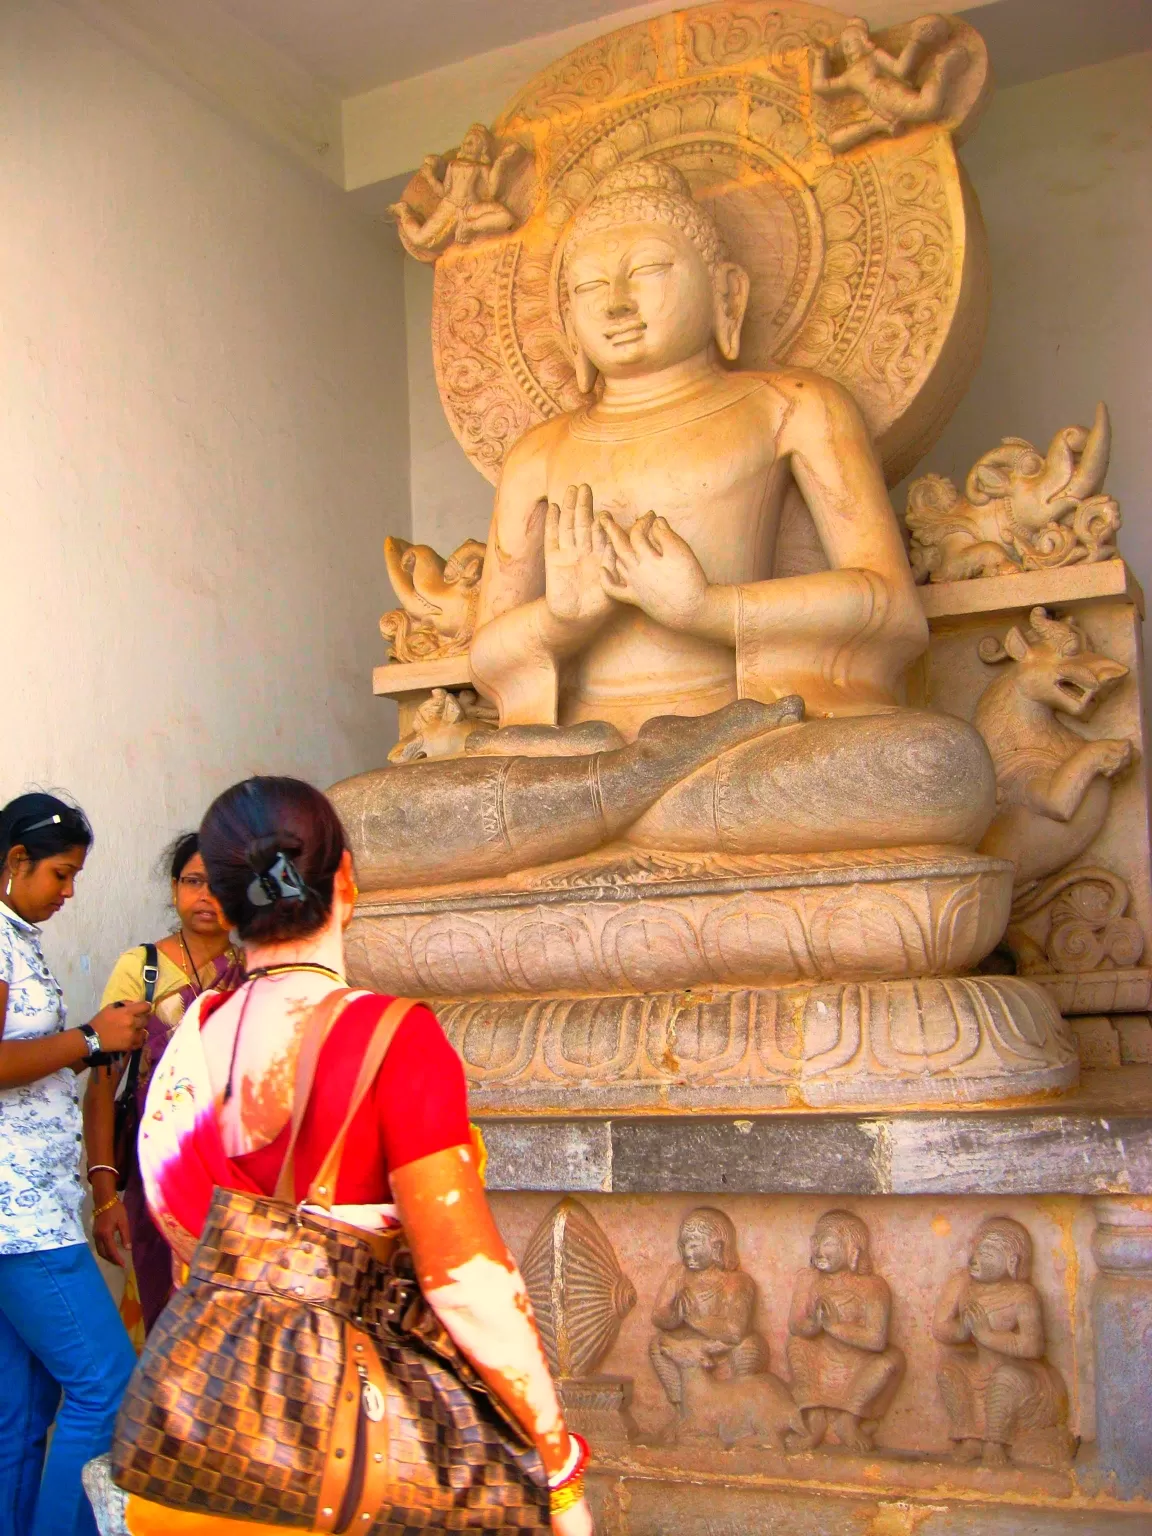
713, 261, 751, 362
564, 309, 599, 395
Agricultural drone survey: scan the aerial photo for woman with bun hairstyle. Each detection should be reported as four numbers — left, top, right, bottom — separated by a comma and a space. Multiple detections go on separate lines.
0, 793, 149, 1536
122, 776, 593, 1536
85, 832, 242, 1339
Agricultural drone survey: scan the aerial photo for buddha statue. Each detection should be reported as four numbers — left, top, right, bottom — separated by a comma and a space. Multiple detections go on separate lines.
785, 1210, 905, 1452
933, 1217, 1071, 1467
332, 161, 993, 891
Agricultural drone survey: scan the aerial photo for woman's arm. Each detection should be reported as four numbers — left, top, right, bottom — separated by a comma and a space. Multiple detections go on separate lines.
391, 1146, 592, 1534
0, 981, 149, 1090
84, 1064, 132, 1265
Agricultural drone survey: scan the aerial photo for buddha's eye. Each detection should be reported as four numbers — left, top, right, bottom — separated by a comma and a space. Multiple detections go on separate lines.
573, 278, 608, 295
630, 262, 671, 278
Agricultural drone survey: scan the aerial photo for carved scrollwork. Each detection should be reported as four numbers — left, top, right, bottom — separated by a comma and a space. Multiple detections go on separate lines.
1007, 866, 1145, 976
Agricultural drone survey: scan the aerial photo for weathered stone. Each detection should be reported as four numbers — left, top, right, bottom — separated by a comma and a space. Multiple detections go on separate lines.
1091, 1198, 1152, 1498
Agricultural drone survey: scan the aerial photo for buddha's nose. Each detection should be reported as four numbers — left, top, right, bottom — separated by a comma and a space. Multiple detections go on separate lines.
607, 275, 637, 315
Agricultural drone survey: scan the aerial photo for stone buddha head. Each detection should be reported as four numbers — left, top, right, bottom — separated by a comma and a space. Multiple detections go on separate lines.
811, 1210, 873, 1275
560, 161, 751, 393
969, 1217, 1032, 1283
678, 1207, 740, 1273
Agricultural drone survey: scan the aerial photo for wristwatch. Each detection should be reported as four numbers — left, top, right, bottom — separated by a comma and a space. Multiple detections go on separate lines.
77, 1023, 101, 1059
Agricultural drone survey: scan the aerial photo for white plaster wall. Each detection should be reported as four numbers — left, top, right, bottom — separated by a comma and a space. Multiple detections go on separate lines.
895, 50, 1152, 589
0, 0, 408, 1016
407, 51, 1152, 591
405, 260, 493, 555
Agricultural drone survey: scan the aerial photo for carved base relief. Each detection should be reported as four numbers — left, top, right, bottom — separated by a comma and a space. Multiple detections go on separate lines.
492, 1193, 1091, 1475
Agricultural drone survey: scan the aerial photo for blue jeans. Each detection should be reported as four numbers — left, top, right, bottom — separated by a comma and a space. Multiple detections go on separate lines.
0, 1242, 136, 1536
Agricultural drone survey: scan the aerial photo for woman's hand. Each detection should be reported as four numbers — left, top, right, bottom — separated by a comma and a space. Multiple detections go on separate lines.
93, 1197, 132, 1267
91, 1000, 150, 1054
552, 1497, 594, 1535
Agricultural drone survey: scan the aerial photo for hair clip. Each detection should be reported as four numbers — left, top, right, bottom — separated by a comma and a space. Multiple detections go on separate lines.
22, 814, 63, 834
246, 852, 309, 908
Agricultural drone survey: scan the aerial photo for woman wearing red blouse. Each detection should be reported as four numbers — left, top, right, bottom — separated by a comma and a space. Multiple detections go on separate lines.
125, 775, 593, 1536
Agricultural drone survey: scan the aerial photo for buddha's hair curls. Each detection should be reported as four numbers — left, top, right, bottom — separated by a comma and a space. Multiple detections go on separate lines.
562, 161, 730, 279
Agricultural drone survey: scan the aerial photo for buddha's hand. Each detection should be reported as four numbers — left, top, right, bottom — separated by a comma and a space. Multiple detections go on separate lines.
545, 484, 614, 626
600, 511, 710, 631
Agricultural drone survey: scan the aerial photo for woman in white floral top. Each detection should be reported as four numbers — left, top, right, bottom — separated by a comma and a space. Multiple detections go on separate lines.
0, 793, 149, 1536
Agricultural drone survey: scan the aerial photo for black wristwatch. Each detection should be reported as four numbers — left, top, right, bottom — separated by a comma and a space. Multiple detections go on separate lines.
77, 1023, 101, 1060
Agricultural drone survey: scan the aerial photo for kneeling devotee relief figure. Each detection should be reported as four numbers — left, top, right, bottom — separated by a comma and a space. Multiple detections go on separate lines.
786, 1210, 905, 1452
332, 160, 995, 891
933, 1217, 1074, 1469
649, 1207, 800, 1449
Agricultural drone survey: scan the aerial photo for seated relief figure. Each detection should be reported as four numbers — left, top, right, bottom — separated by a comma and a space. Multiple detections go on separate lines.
786, 1210, 905, 1452
333, 162, 994, 890
649, 1208, 793, 1444
933, 1217, 1072, 1468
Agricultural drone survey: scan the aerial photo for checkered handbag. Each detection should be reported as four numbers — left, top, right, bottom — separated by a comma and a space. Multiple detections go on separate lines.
109, 994, 551, 1531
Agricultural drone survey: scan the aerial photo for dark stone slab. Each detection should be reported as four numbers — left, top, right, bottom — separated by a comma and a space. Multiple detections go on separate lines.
475, 1078, 1152, 1195
607, 1115, 888, 1195
888, 1113, 1152, 1195
479, 1120, 610, 1192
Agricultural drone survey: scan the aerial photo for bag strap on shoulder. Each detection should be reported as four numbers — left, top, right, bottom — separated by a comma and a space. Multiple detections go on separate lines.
272, 987, 356, 1204
296, 995, 415, 1211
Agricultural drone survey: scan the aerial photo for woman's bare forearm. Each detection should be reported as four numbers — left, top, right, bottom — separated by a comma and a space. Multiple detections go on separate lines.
392, 1144, 572, 1477
0, 1030, 89, 1088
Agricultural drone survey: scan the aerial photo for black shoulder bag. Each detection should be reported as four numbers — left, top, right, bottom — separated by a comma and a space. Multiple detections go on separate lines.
112, 943, 158, 1192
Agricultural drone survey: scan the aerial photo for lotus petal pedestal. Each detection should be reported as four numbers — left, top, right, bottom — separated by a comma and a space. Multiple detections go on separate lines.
347, 847, 1077, 1110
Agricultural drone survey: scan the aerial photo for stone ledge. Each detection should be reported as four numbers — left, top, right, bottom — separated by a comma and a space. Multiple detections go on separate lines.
478, 1068, 1152, 1196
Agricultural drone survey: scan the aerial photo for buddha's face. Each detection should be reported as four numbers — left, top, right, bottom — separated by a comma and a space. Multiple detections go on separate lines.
679, 1222, 721, 1271
812, 1226, 848, 1273
969, 1235, 1011, 1283
565, 221, 717, 380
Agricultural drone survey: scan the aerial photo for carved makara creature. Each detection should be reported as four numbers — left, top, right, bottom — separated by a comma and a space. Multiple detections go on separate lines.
390, 124, 520, 261
333, 160, 996, 892
934, 1217, 1074, 1468
785, 1210, 905, 1452
907, 403, 1119, 583
388, 688, 498, 763
521, 1198, 637, 1380
649, 1208, 801, 1450
974, 607, 1132, 889
379, 536, 486, 663
812, 14, 970, 153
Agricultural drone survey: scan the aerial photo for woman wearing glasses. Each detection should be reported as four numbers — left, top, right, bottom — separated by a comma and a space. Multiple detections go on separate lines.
0, 793, 149, 1536
85, 833, 241, 1338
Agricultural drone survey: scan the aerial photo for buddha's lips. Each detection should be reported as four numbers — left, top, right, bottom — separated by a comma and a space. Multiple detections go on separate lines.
606, 322, 646, 344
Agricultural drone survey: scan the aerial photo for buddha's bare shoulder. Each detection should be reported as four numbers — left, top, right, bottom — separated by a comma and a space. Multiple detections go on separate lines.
742, 365, 870, 440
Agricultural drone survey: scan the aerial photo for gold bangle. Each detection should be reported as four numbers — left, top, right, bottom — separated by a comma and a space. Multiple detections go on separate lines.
92, 1195, 121, 1219
549, 1476, 585, 1515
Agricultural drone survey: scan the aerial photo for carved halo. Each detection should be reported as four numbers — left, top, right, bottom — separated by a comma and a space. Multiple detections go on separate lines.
428, 0, 990, 486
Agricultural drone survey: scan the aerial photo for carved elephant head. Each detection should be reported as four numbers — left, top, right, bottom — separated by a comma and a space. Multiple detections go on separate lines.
964, 402, 1111, 532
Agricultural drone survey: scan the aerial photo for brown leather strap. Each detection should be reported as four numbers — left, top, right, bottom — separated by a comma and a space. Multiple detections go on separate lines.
305, 996, 416, 1211
315, 1322, 364, 1532
272, 988, 355, 1204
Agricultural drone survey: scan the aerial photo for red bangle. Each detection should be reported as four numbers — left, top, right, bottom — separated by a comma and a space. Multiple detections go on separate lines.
549, 1432, 590, 1493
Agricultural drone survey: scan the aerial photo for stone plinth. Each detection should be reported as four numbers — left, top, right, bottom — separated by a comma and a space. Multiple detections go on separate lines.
348, 846, 1075, 1109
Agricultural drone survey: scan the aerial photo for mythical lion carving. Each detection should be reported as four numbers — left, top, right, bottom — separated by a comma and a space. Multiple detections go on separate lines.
974, 607, 1132, 890
907, 403, 1119, 583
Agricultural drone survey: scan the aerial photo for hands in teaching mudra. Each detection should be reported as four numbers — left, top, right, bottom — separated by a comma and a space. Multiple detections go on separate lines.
544, 482, 712, 635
